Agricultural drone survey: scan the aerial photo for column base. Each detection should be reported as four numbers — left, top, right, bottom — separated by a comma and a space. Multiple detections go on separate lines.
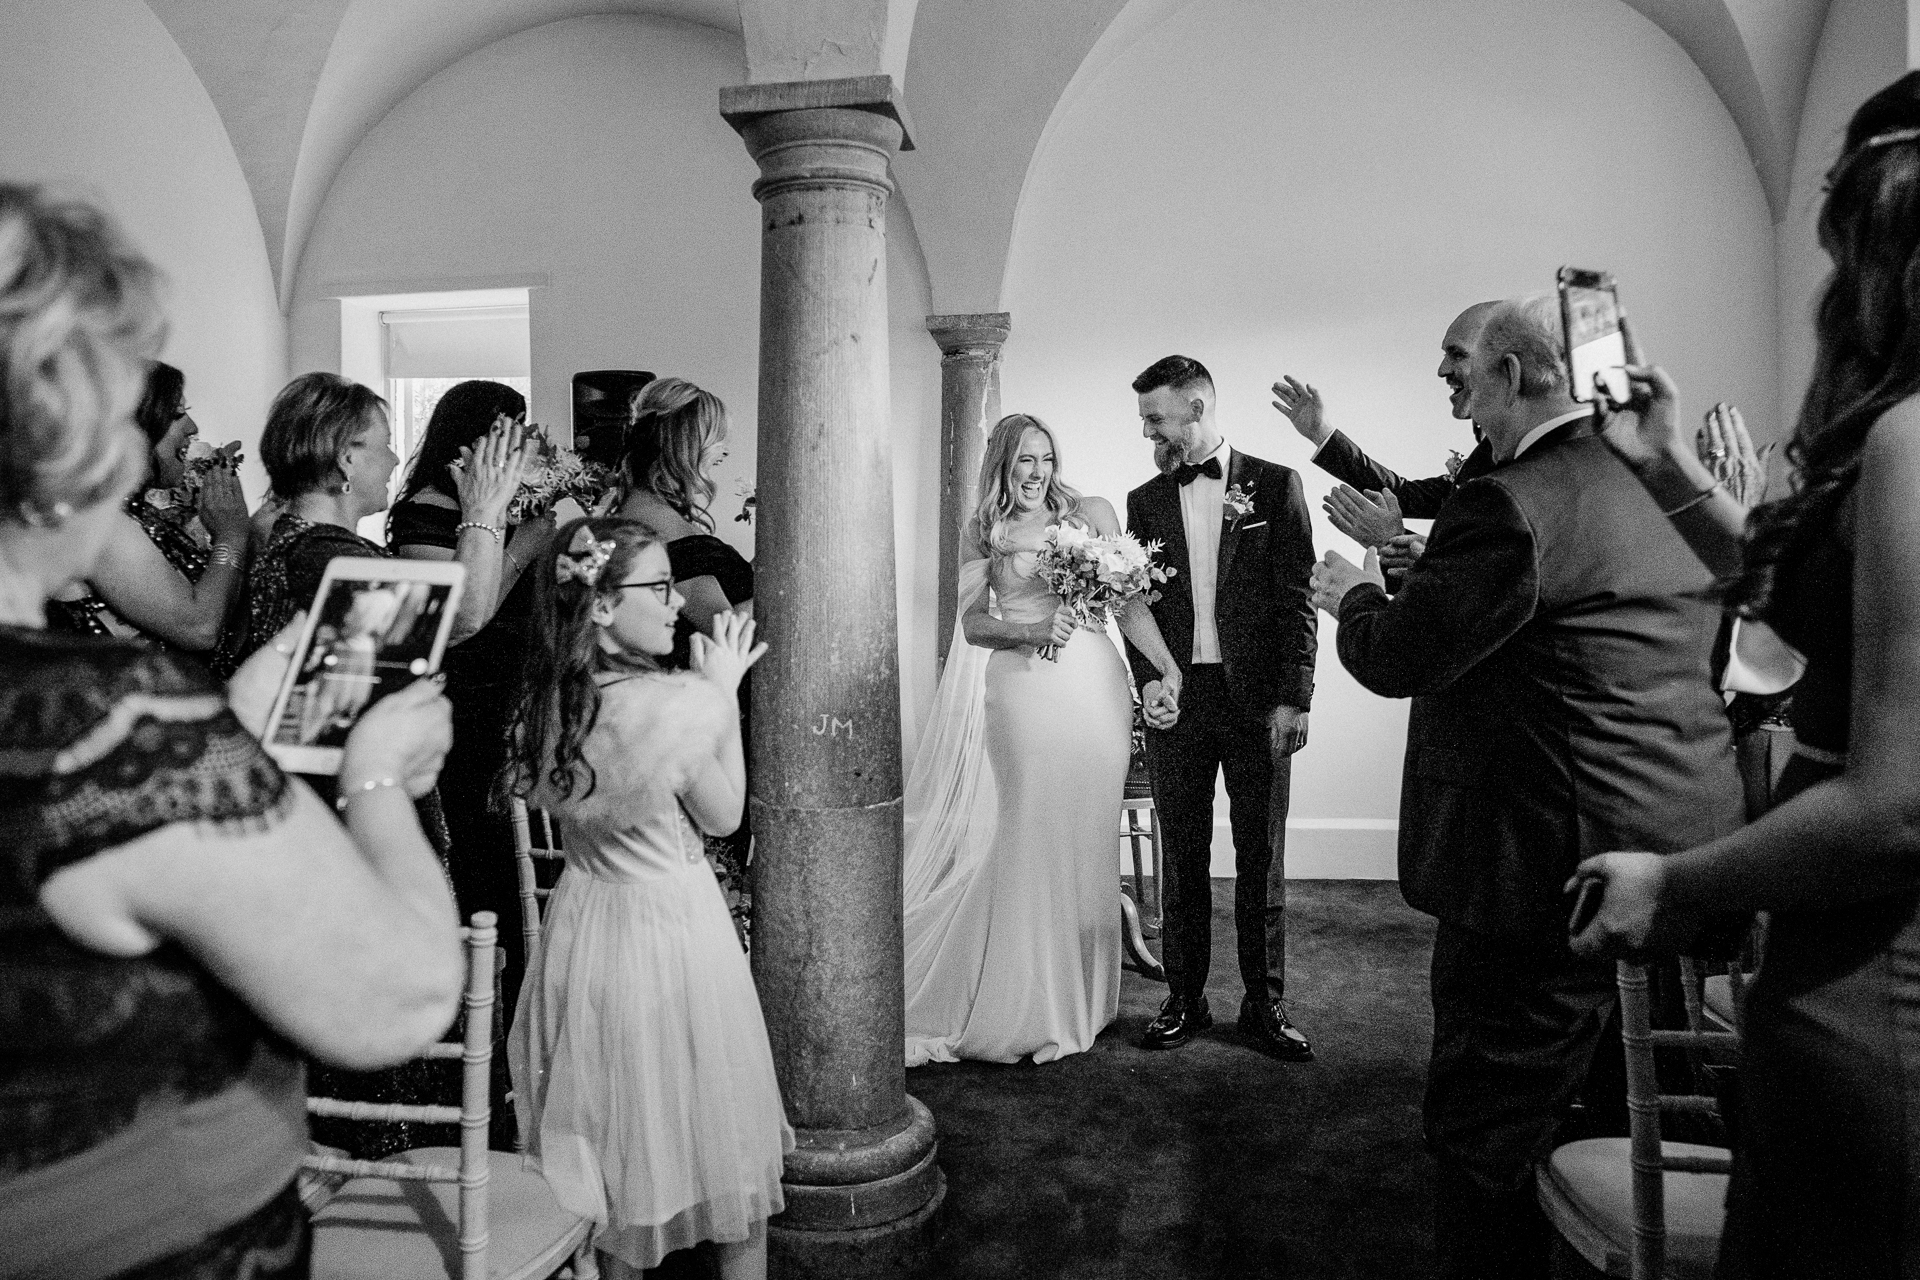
769, 1168, 945, 1279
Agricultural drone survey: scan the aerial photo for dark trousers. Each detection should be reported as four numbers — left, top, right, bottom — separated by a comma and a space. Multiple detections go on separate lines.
1142, 664, 1291, 1003
1425, 922, 1618, 1280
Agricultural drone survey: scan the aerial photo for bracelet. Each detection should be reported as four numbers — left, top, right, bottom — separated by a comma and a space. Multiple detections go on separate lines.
209, 542, 243, 569
454, 521, 504, 542
1660, 480, 1724, 518
335, 776, 402, 812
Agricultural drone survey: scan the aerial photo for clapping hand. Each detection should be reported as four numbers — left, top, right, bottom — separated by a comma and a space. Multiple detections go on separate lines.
1323, 485, 1405, 549
449, 415, 527, 527
1271, 376, 1331, 448
195, 447, 252, 545
692, 609, 768, 694
1309, 547, 1384, 615
1697, 403, 1774, 508
1379, 532, 1426, 578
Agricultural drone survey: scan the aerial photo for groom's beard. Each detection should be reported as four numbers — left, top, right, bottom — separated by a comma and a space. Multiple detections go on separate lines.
1152, 438, 1183, 475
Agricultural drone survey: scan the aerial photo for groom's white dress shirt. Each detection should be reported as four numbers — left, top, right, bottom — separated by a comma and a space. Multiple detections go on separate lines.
1179, 437, 1231, 665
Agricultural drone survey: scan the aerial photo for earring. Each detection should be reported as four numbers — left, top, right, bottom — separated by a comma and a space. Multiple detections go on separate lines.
340, 478, 352, 496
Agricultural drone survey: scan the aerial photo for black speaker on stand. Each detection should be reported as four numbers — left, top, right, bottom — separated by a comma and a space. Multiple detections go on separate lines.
570, 369, 654, 470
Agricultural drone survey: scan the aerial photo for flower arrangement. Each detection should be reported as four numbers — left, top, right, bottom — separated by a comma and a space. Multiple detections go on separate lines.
1032, 522, 1175, 661
734, 481, 756, 525
146, 438, 243, 513
1223, 481, 1257, 527
506, 430, 613, 523
181, 437, 243, 489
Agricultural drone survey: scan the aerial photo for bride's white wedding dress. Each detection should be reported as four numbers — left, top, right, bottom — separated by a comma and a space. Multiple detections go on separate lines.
902, 547, 1132, 1065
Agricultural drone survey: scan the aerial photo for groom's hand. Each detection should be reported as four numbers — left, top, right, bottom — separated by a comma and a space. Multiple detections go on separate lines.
1142, 679, 1180, 730
1269, 705, 1309, 756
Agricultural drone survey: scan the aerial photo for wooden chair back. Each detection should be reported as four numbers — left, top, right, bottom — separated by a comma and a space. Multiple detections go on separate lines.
510, 798, 565, 966
303, 913, 498, 1280
1617, 960, 1736, 1280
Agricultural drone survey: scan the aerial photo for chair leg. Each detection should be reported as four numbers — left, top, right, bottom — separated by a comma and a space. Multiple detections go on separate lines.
1121, 892, 1165, 981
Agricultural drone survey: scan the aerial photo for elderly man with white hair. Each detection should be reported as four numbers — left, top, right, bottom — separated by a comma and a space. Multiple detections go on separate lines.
1307, 294, 1744, 1280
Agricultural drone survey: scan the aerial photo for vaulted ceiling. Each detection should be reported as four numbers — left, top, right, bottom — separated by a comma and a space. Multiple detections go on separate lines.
144, 0, 1849, 314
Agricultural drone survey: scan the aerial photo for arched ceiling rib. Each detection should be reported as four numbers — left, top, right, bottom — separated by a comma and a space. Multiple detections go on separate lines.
145, 0, 1842, 317
1617, 0, 1832, 219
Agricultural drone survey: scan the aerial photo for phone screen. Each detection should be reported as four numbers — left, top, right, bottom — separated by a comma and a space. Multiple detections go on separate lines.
1559, 269, 1628, 403
266, 569, 458, 773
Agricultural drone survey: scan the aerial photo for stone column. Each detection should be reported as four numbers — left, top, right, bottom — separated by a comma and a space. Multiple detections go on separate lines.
720, 75, 942, 1277
925, 312, 1010, 669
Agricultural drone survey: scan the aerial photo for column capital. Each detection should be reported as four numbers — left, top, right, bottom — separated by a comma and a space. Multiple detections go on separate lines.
721, 74, 916, 150
925, 312, 1011, 356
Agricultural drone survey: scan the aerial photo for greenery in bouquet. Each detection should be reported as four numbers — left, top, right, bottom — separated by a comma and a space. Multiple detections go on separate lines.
1032, 522, 1174, 660
506, 430, 613, 523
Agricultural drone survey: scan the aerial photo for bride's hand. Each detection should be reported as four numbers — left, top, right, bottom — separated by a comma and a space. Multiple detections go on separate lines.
1037, 603, 1075, 651
691, 610, 767, 693
1156, 667, 1182, 710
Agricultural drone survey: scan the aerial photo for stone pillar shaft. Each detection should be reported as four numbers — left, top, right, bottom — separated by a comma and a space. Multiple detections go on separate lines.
926, 313, 1010, 668
721, 77, 941, 1275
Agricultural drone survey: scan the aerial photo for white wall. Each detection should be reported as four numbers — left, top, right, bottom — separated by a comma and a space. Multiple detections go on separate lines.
0, 0, 284, 497
1776, 0, 1912, 438
1001, 0, 1778, 876
288, 12, 943, 749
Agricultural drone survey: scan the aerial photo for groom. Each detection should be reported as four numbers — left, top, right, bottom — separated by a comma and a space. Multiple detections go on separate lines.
1125, 355, 1318, 1060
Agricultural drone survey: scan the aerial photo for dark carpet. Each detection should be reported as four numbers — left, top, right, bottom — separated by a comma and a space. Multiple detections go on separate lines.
645, 879, 1440, 1280
911, 878, 1439, 1280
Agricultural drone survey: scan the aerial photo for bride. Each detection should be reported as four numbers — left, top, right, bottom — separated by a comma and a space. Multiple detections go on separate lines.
903, 413, 1183, 1065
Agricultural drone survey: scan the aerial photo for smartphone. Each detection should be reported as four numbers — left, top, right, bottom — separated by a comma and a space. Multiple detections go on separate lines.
1557, 267, 1629, 403
262, 557, 465, 775
1567, 877, 1604, 937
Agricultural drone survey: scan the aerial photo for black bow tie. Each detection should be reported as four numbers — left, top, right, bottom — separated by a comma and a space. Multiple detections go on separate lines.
1173, 457, 1223, 486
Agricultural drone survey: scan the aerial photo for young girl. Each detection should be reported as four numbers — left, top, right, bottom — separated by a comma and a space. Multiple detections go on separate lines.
505, 517, 790, 1280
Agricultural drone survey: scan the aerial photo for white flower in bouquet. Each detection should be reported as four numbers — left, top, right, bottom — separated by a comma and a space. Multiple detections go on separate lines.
179, 438, 242, 491
506, 430, 612, 523
1031, 522, 1176, 660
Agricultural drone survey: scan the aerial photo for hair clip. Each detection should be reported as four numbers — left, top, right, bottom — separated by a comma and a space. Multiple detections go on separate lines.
555, 525, 616, 587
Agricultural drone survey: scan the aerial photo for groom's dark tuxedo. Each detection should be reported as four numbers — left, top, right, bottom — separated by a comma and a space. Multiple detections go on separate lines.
1125, 447, 1317, 1007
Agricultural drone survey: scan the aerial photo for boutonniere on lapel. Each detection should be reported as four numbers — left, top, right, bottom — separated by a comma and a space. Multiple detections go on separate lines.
1223, 481, 1257, 529
1444, 449, 1466, 480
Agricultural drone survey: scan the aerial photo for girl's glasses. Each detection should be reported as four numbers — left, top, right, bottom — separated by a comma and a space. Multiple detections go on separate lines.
614, 578, 675, 604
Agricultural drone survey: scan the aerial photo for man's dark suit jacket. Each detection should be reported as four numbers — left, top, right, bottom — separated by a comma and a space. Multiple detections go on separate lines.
1334, 425, 1743, 946
1125, 449, 1317, 716
1314, 430, 1493, 519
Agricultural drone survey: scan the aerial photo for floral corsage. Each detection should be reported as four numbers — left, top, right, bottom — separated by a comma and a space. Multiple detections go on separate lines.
1223, 481, 1257, 528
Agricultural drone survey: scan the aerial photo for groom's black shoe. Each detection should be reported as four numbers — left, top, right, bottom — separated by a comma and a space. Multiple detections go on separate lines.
1140, 993, 1213, 1050
1239, 996, 1314, 1062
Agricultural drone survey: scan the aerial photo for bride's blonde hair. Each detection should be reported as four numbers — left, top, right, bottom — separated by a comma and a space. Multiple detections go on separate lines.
972, 413, 1083, 554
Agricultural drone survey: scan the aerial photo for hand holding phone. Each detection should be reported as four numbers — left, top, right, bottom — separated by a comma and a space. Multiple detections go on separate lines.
1557, 267, 1629, 404
263, 557, 465, 775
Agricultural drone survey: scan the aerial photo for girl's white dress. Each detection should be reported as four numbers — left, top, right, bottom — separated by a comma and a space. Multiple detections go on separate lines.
509, 672, 792, 1274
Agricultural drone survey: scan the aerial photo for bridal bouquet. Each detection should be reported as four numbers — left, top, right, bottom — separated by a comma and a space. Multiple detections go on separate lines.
506, 431, 613, 523
1032, 522, 1175, 661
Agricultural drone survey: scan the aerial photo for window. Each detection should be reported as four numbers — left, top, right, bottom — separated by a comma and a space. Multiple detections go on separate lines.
386, 375, 532, 502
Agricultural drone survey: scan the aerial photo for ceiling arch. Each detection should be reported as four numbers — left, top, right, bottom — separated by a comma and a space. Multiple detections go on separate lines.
896, 0, 1840, 316
146, 0, 1847, 317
